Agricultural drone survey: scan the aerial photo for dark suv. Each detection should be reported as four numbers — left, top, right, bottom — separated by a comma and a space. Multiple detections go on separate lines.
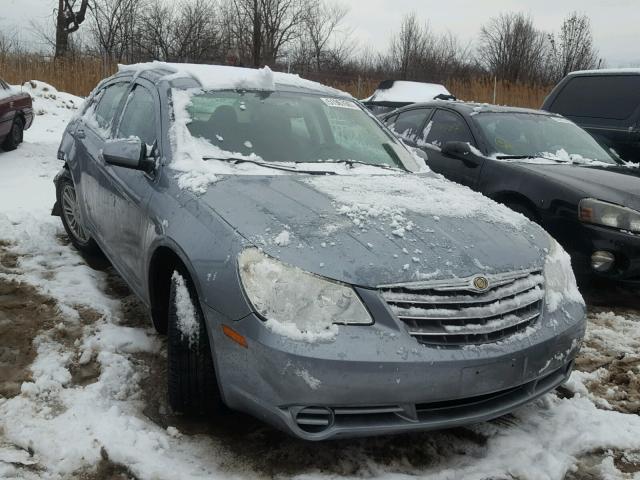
542, 69, 640, 163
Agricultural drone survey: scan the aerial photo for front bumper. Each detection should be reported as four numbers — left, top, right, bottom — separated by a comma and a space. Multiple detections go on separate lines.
554, 220, 640, 285
205, 298, 586, 440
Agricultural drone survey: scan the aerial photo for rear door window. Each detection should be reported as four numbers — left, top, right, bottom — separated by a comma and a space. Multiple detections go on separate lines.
425, 109, 475, 148
116, 86, 157, 146
93, 82, 129, 132
389, 108, 430, 142
551, 75, 640, 120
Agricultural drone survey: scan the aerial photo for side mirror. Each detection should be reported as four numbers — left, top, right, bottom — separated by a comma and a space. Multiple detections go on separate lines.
441, 141, 481, 165
103, 138, 155, 172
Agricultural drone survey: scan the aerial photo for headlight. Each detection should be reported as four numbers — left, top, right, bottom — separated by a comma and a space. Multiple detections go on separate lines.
579, 198, 640, 234
238, 249, 372, 338
543, 237, 584, 312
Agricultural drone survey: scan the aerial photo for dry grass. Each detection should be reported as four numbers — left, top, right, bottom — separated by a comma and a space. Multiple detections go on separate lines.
329, 76, 552, 108
1, 54, 552, 108
0, 54, 116, 97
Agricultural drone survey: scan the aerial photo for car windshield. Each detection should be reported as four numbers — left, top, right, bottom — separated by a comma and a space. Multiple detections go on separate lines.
474, 112, 618, 165
184, 90, 414, 170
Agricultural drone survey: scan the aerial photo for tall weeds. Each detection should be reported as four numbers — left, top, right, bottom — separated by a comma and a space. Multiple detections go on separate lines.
0, 54, 552, 108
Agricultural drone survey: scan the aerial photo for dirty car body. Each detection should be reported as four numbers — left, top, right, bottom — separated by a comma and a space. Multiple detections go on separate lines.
54, 63, 586, 440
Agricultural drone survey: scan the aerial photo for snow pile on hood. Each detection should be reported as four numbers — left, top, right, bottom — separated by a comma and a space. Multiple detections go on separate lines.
364, 80, 451, 103
120, 61, 348, 97
305, 173, 530, 230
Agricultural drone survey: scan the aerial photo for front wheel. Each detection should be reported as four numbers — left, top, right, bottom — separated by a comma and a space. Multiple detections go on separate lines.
168, 270, 223, 415
56, 174, 100, 255
2, 116, 24, 151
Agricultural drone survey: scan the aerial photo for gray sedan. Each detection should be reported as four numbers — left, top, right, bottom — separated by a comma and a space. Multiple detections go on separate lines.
52, 63, 586, 440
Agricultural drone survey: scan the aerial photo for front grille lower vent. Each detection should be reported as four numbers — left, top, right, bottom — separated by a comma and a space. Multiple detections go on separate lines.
380, 270, 544, 346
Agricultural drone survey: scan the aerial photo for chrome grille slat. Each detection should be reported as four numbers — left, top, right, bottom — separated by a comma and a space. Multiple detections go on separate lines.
407, 312, 540, 337
382, 275, 544, 306
380, 270, 544, 346
395, 295, 542, 322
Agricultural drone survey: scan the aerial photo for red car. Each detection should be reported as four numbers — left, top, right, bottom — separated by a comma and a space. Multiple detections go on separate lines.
0, 77, 33, 151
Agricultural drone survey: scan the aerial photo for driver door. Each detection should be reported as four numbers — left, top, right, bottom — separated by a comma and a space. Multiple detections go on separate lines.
104, 82, 159, 287
421, 109, 483, 188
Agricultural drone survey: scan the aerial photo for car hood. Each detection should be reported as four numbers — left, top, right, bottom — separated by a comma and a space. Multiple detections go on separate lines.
199, 173, 549, 287
517, 163, 640, 210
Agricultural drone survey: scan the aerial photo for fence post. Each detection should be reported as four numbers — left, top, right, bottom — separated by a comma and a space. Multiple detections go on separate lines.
493, 75, 497, 104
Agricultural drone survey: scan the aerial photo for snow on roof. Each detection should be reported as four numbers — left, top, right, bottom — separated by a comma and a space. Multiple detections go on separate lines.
569, 67, 640, 76
118, 61, 349, 97
365, 80, 451, 103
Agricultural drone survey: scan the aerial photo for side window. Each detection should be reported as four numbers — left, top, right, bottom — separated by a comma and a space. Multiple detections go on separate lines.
116, 86, 157, 146
551, 76, 640, 120
425, 110, 474, 148
93, 82, 129, 131
390, 109, 429, 141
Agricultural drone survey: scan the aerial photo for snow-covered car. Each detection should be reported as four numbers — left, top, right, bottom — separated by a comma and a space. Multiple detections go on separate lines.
362, 79, 455, 117
52, 62, 586, 441
0, 77, 33, 151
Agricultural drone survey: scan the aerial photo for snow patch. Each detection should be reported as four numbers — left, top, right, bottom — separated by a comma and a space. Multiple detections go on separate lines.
172, 272, 200, 347
273, 230, 291, 247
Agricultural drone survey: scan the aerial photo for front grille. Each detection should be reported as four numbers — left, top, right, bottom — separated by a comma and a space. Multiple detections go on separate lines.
380, 269, 544, 346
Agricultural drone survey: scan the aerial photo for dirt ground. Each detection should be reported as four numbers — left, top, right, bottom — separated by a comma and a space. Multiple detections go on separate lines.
1, 242, 639, 479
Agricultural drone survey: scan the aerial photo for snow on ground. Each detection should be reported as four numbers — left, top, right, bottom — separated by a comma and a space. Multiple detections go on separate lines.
1, 83, 640, 480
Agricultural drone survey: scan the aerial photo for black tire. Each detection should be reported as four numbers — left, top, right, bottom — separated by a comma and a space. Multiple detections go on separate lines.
168, 270, 222, 415
505, 201, 538, 223
2, 116, 24, 151
56, 174, 101, 255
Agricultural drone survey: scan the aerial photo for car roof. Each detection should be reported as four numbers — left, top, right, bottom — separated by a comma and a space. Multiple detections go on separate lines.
113, 61, 350, 98
387, 100, 555, 117
567, 68, 640, 77
363, 80, 451, 104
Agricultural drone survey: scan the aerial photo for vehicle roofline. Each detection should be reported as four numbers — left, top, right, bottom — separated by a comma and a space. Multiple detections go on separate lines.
383, 100, 556, 118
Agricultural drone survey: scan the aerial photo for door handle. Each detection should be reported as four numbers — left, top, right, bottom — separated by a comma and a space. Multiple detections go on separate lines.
76, 128, 86, 139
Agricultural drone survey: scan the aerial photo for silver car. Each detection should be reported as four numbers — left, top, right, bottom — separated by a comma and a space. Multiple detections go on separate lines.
52, 63, 586, 440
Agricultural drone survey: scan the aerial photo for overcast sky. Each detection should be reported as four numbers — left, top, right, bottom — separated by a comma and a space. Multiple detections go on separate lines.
2, 0, 639, 67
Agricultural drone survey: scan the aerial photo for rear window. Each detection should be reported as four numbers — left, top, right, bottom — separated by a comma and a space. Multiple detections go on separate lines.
550, 75, 640, 120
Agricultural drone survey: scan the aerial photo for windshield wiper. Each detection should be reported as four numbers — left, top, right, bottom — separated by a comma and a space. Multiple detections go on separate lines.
202, 156, 336, 175
495, 154, 566, 163
327, 158, 403, 172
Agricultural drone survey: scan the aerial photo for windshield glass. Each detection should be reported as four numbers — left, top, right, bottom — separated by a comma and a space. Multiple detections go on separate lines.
184, 90, 414, 169
474, 112, 618, 165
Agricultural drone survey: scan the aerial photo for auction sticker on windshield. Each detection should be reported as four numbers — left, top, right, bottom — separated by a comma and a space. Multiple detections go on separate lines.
321, 97, 360, 110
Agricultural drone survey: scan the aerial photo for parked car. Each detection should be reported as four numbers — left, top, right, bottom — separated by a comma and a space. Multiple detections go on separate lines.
52, 63, 585, 440
362, 79, 455, 117
383, 101, 640, 285
0, 78, 33, 151
542, 69, 640, 163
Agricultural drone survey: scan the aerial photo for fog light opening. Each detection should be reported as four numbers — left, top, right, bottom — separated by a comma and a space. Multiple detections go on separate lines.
591, 251, 615, 272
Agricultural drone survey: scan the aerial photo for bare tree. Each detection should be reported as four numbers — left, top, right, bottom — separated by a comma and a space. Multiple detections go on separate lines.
389, 13, 428, 80
138, 0, 222, 63
478, 13, 548, 83
304, 1, 349, 72
55, 0, 90, 58
548, 12, 598, 81
228, 0, 308, 67
88, 0, 145, 64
